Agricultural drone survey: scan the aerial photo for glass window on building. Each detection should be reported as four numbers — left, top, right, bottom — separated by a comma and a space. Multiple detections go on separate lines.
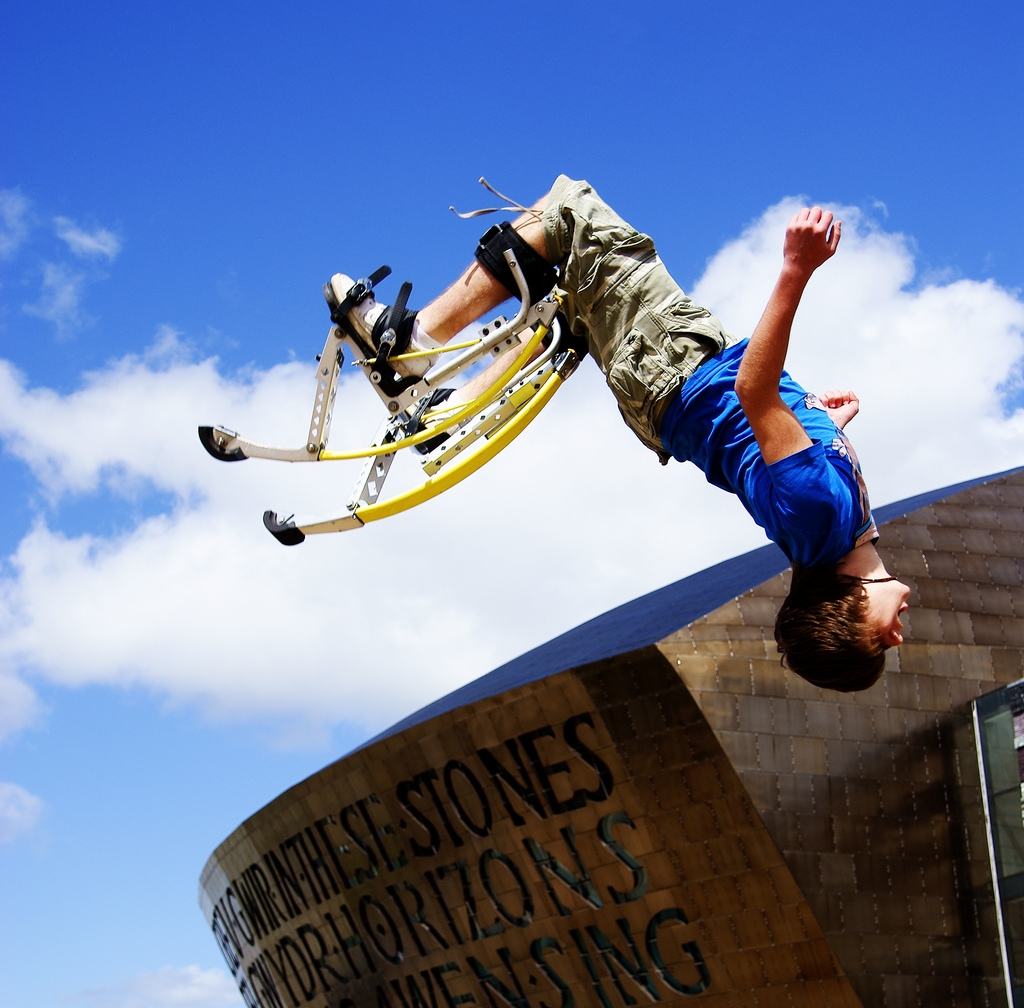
975, 680, 1024, 1007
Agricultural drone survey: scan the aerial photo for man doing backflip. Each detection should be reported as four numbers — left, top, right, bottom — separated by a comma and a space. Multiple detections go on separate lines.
332, 176, 910, 692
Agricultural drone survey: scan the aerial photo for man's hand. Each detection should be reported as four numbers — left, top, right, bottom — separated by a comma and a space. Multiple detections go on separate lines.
821, 388, 860, 429
783, 206, 841, 278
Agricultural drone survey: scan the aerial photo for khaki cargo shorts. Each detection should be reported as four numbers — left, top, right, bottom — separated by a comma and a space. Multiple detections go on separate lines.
541, 175, 738, 459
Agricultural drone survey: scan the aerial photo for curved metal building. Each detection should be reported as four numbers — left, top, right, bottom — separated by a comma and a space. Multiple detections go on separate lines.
201, 467, 1024, 1007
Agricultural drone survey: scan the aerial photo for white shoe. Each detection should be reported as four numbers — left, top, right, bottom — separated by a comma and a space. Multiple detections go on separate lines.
326, 273, 438, 377
327, 273, 387, 342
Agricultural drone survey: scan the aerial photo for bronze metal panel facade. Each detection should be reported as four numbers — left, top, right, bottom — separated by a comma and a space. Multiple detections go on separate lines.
200, 653, 860, 1006
202, 471, 1024, 1007
659, 471, 1024, 1005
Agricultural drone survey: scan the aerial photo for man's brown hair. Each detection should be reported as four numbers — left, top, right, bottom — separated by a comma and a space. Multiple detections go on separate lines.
774, 564, 886, 692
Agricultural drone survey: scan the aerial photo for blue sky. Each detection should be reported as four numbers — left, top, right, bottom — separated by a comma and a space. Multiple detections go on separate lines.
2, 2, 1023, 1006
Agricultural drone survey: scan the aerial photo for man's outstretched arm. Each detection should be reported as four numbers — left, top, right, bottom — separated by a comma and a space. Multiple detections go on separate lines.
735, 206, 841, 464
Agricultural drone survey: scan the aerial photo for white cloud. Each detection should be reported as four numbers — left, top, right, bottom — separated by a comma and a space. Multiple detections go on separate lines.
0, 188, 31, 261
55, 216, 122, 261
64, 965, 242, 1008
0, 671, 41, 743
0, 780, 43, 842
0, 202, 1022, 745
0, 192, 120, 335
22, 261, 92, 337
0, 335, 764, 742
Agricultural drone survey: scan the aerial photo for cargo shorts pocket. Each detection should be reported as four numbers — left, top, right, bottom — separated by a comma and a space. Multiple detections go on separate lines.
607, 329, 674, 411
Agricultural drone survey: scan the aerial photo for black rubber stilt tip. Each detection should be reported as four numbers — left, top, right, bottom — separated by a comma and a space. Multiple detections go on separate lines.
263, 511, 305, 546
198, 426, 247, 462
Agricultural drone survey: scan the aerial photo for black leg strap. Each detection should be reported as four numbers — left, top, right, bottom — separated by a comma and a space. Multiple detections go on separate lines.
371, 281, 418, 365
407, 387, 456, 455
544, 313, 589, 361
475, 221, 558, 303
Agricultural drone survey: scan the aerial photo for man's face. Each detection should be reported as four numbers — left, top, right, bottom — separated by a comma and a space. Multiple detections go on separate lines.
863, 578, 911, 647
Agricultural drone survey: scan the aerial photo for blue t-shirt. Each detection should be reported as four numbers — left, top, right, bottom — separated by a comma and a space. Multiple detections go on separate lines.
659, 339, 877, 568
